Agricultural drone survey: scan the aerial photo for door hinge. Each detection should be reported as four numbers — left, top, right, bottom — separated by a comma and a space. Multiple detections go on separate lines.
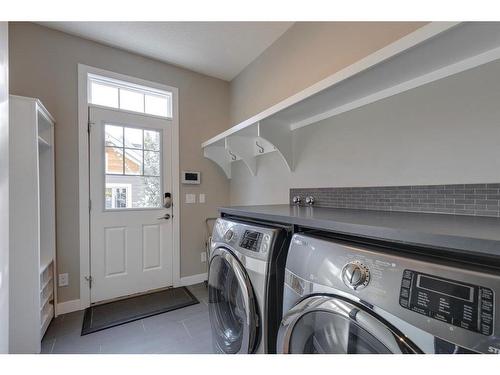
89, 199, 92, 212
87, 121, 94, 133
85, 275, 93, 289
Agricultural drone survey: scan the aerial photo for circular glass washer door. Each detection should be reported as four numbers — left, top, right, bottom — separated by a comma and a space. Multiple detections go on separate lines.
278, 295, 421, 354
208, 247, 258, 354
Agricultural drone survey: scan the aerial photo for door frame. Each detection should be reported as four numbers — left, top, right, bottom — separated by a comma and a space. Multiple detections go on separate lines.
77, 64, 180, 309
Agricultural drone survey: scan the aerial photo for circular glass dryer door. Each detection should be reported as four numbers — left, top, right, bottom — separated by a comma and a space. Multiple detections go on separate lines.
278, 295, 420, 354
208, 247, 258, 354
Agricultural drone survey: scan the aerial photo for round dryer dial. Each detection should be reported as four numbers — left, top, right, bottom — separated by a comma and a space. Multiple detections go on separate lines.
224, 229, 235, 241
341, 261, 370, 290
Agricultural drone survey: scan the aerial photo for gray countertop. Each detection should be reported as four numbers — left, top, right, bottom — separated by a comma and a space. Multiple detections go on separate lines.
219, 205, 500, 259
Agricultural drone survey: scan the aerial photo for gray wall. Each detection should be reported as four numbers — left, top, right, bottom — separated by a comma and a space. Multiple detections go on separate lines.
9, 22, 230, 303
230, 59, 500, 205
230, 22, 426, 124
0, 22, 9, 353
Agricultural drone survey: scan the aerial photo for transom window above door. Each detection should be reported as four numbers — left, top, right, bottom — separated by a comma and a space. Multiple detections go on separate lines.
88, 73, 173, 118
104, 124, 162, 209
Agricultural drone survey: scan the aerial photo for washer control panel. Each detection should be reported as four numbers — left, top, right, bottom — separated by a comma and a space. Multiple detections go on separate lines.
341, 261, 370, 290
399, 269, 494, 336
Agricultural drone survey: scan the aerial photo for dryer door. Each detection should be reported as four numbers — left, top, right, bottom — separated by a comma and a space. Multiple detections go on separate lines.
278, 295, 421, 354
208, 247, 259, 354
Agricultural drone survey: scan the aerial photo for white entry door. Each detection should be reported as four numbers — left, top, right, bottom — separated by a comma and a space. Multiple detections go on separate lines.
89, 106, 173, 304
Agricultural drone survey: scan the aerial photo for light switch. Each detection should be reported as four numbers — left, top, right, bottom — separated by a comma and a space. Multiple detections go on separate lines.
199, 193, 206, 203
185, 193, 196, 204
58, 273, 69, 287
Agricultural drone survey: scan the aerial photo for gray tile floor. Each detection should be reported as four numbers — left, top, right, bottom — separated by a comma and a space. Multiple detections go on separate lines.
41, 283, 213, 354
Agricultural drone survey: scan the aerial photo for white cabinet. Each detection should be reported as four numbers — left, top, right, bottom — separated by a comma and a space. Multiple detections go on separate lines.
9, 95, 57, 354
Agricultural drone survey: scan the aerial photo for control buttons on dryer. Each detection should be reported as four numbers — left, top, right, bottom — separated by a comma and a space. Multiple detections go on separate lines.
399, 269, 414, 310
341, 261, 370, 290
480, 287, 494, 336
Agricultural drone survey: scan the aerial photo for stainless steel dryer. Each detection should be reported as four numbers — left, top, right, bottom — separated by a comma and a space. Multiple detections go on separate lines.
277, 233, 500, 354
208, 218, 290, 354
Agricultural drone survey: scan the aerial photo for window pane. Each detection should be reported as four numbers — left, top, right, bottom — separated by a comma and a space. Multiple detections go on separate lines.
120, 88, 144, 113
105, 124, 123, 147
91, 82, 119, 108
144, 151, 160, 176
124, 148, 143, 175
139, 176, 161, 208
124, 127, 143, 149
145, 94, 171, 117
105, 188, 113, 209
144, 130, 160, 151
105, 147, 124, 174
105, 175, 161, 209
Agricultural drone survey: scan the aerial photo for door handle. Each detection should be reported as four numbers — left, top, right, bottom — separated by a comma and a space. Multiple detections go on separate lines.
157, 213, 171, 220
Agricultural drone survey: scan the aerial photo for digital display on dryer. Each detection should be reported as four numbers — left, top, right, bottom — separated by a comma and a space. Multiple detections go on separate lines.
417, 275, 473, 302
239, 230, 262, 252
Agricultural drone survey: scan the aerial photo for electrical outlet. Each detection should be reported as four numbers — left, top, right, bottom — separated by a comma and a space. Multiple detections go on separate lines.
199, 193, 206, 203
201, 252, 207, 263
58, 273, 69, 287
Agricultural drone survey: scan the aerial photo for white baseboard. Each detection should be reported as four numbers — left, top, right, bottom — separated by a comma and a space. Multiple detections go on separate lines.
56, 299, 82, 316
176, 273, 207, 287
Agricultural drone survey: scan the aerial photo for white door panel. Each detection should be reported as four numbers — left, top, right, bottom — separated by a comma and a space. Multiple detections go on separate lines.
90, 106, 173, 304
104, 227, 127, 276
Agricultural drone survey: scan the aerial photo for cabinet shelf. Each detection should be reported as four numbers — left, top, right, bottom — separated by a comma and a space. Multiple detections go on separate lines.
40, 289, 54, 311
202, 22, 500, 178
40, 303, 54, 337
38, 135, 51, 148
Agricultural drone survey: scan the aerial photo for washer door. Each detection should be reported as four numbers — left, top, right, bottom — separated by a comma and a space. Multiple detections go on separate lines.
208, 247, 258, 354
278, 295, 421, 354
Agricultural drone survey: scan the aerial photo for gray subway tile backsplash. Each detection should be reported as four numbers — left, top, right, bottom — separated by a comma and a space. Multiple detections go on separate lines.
290, 183, 500, 217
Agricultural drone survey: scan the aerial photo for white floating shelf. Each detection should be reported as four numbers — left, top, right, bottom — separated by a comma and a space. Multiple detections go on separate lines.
202, 22, 500, 178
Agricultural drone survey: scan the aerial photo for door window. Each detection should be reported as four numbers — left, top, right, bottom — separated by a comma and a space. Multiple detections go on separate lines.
288, 311, 391, 354
104, 124, 162, 209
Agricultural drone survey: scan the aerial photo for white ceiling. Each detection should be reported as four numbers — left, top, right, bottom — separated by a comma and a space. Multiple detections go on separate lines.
37, 22, 294, 81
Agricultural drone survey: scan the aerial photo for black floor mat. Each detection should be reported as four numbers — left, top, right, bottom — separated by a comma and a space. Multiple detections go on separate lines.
81, 287, 199, 335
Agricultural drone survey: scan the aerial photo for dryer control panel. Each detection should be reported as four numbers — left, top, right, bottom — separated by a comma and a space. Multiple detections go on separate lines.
239, 230, 263, 252
399, 269, 494, 336
213, 218, 277, 261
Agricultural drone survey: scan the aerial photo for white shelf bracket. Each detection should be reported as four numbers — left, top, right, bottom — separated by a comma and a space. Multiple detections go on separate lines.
258, 119, 294, 172
226, 135, 258, 176
203, 140, 233, 179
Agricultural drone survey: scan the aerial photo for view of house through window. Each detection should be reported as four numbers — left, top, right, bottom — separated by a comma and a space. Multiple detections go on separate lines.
104, 124, 162, 209
105, 184, 132, 209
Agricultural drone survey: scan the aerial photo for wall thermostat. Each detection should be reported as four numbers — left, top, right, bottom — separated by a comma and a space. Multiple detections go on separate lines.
181, 171, 201, 184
